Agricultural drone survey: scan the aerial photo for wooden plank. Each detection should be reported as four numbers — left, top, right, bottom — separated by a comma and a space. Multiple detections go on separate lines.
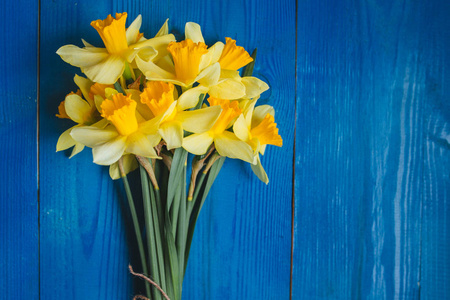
0, 0, 38, 298
38, 2, 171, 298
174, 0, 295, 299
419, 0, 450, 298
294, 0, 432, 298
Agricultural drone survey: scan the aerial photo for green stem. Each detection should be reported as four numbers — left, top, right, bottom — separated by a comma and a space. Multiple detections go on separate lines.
147, 173, 167, 294
177, 164, 187, 282
123, 61, 135, 81
120, 172, 151, 298
140, 165, 161, 300
170, 185, 181, 238
186, 172, 206, 218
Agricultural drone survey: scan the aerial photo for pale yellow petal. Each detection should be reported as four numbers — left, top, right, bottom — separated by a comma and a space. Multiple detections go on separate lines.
155, 54, 175, 74
126, 15, 142, 45
185, 22, 204, 44
133, 34, 176, 60
252, 105, 275, 127
82, 54, 125, 84
126, 132, 159, 158
220, 69, 241, 80
109, 154, 138, 180
64, 94, 92, 124
242, 77, 270, 98
155, 19, 169, 37
124, 47, 146, 63
242, 98, 258, 127
260, 144, 267, 155
199, 42, 224, 71
214, 131, 254, 163
56, 45, 109, 68
161, 102, 178, 122
176, 85, 209, 111
56, 127, 77, 151
135, 47, 158, 62
208, 78, 246, 99
81, 39, 94, 48
69, 143, 85, 158
74, 74, 94, 106
92, 136, 127, 165
177, 105, 222, 133
159, 121, 183, 150
104, 88, 119, 99
94, 95, 104, 113
182, 132, 213, 155
233, 114, 250, 141
126, 89, 154, 120
70, 125, 119, 148
138, 115, 164, 136
135, 56, 176, 81
196, 63, 220, 88
251, 154, 269, 184
92, 118, 109, 129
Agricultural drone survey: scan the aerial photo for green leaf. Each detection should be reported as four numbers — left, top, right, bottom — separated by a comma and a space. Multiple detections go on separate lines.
140, 166, 161, 300
148, 178, 167, 294
176, 165, 187, 280
192, 93, 205, 110
120, 174, 151, 298
171, 185, 182, 238
164, 209, 180, 300
167, 148, 188, 209
242, 48, 257, 77
114, 81, 125, 94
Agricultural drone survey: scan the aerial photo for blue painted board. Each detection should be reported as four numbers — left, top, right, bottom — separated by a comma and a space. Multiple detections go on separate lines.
294, 0, 449, 299
172, 0, 295, 299
0, 0, 38, 298
39, 2, 135, 299
419, 1, 450, 298
2, 0, 447, 298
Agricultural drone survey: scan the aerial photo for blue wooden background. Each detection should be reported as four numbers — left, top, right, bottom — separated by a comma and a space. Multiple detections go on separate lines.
0, 0, 449, 299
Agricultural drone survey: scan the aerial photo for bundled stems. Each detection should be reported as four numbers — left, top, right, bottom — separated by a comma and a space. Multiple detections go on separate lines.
118, 158, 151, 298
139, 165, 161, 300
128, 148, 225, 300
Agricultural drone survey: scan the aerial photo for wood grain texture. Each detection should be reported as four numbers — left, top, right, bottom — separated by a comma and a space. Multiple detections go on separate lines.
294, 0, 449, 299
419, 0, 450, 298
0, 0, 38, 298
39, 2, 144, 298
174, 0, 295, 299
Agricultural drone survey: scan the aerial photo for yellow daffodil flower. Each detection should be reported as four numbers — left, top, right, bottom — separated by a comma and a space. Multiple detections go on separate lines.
182, 98, 254, 163
57, 13, 175, 84
233, 99, 282, 183
139, 81, 222, 149
56, 75, 104, 158
136, 22, 222, 87
70, 93, 161, 165
137, 23, 269, 101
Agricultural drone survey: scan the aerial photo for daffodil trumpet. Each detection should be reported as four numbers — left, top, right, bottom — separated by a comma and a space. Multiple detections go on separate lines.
56, 14, 282, 300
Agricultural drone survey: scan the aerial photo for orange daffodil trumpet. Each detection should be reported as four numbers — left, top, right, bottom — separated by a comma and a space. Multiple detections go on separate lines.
56, 13, 283, 300
56, 13, 282, 184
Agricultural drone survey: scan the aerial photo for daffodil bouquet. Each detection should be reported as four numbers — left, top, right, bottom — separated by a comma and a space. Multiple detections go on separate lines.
56, 13, 282, 300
